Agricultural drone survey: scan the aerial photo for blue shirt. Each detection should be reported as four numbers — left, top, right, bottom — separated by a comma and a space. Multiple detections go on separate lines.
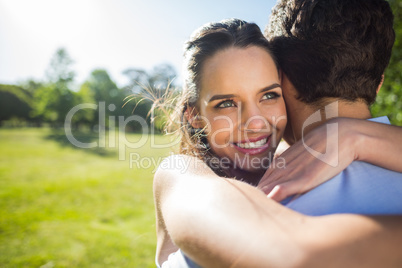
281, 116, 402, 215
158, 116, 402, 267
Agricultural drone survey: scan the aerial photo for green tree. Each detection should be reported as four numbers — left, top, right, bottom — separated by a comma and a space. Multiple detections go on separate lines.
46, 48, 75, 87
83, 69, 122, 127
371, 0, 402, 125
87, 69, 120, 104
32, 48, 78, 126
18, 79, 43, 96
32, 84, 78, 125
0, 84, 33, 125
73, 81, 96, 128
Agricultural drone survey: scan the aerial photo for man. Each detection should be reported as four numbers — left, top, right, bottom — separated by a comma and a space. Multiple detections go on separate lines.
155, 0, 402, 266
256, 0, 402, 215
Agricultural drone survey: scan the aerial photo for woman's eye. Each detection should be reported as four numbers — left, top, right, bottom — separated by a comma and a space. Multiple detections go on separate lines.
261, 92, 279, 100
216, 100, 235, 108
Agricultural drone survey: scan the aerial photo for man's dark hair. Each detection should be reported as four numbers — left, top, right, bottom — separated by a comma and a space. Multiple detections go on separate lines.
266, 0, 395, 105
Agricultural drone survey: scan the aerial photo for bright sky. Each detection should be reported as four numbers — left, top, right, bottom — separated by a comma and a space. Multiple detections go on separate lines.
0, 0, 277, 88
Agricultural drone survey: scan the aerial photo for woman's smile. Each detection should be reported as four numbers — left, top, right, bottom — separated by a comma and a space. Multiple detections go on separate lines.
232, 135, 271, 155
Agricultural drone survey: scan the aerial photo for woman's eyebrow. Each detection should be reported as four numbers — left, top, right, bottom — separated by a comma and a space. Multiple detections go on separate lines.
208, 94, 237, 103
258, 83, 281, 94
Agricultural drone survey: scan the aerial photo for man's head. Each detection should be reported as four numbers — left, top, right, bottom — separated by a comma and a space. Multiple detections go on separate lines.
266, 0, 395, 106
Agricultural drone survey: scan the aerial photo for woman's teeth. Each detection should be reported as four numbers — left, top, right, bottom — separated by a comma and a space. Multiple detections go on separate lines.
236, 138, 268, 149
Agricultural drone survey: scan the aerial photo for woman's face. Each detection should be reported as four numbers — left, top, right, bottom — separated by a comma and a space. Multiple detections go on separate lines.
195, 45, 287, 175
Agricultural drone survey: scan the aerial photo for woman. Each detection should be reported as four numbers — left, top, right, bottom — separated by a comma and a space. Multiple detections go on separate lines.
155, 18, 286, 266
154, 19, 402, 267
178, 19, 286, 186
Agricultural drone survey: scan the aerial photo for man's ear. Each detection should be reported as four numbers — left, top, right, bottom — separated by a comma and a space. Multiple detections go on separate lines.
377, 74, 385, 95
184, 106, 203, 129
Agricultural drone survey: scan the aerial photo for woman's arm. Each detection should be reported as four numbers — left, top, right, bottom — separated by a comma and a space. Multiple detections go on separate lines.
155, 154, 402, 267
154, 154, 220, 265
259, 117, 402, 201
154, 155, 303, 267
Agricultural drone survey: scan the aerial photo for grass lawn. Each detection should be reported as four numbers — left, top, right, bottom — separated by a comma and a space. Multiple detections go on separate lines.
0, 127, 176, 267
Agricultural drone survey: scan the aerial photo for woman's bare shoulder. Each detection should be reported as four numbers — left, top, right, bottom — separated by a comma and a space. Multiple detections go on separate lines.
155, 154, 215, 181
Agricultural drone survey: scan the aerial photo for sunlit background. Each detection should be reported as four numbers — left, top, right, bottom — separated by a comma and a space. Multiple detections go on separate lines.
1, 1, 287, 267
0, 0, 400, 267
0, 0, 277, 87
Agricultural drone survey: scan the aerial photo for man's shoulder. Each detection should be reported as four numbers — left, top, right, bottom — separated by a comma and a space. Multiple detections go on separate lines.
342, 160, 401, 179
285, 160, 402, 216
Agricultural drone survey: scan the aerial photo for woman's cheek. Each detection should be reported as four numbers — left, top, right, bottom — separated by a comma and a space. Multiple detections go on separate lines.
206, 114, 236, 150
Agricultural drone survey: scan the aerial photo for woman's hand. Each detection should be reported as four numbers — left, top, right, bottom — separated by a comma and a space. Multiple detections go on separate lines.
258, 117, 402, 201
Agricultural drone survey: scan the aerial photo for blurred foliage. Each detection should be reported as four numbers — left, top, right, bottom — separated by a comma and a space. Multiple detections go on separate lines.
31, 48, 78, 126
32, 84, 79, 125
371, 0, 402, 125
0, 85, 33, 124
0, 48, 179, 132
46, 48, 76, 86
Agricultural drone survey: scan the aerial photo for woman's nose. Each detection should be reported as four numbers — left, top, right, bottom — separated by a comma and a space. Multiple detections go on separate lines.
239, 103, 268, 132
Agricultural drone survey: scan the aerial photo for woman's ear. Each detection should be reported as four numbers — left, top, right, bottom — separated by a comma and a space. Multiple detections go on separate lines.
377, 74, 384, 94
185, 106, 203, 129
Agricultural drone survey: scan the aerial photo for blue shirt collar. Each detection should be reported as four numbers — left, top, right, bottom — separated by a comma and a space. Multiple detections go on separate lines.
368, 116, 390, 124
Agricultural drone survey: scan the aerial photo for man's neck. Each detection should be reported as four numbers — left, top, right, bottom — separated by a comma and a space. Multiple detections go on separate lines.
290, 98, 372, 142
